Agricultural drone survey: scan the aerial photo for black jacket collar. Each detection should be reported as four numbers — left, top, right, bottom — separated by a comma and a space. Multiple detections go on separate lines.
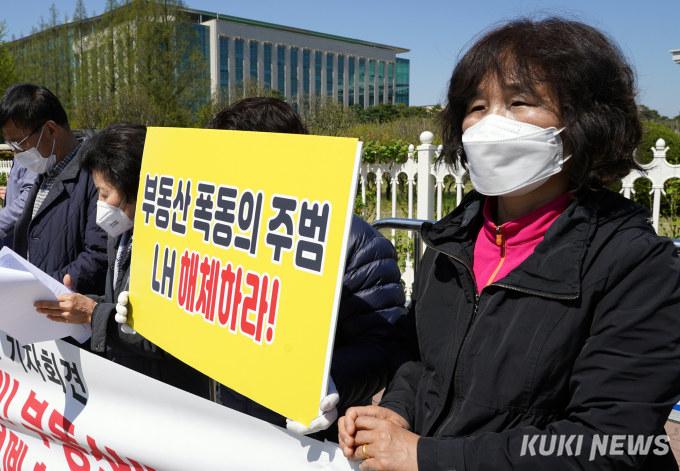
420, 190, 646, 299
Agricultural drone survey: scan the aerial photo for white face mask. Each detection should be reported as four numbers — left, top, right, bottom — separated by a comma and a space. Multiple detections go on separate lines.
14, 126, 57, 174
461, 114, 571, 197
96, 198, 134, 237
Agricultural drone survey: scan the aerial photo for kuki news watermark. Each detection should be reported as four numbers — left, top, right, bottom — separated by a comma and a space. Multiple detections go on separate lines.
521, 434, 671, 460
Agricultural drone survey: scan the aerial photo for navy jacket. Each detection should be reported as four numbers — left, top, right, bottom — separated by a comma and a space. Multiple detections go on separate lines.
220, 215, 405, 430
13, 144, 108, 295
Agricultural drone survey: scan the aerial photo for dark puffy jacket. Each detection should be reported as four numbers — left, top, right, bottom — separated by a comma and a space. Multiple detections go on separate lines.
13, 144, 108, 295
220, 215, 405, 431
381, 190, 680, 471
88, 233, 211, 399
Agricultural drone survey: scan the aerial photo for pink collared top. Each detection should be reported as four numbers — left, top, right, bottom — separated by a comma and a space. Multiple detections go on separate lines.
473, 192, 573, 293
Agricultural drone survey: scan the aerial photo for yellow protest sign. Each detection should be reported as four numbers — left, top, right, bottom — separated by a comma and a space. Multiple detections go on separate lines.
128, 127, 361, 426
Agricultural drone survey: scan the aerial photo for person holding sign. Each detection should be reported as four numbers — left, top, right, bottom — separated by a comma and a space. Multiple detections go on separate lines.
338, 17, 680, 471
35, 122, 211, 399
205, 98, 406, 439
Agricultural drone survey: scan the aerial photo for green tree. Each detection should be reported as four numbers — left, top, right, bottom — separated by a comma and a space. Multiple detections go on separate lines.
636, 121, 680, 165
9, 0, 210, 128
132, 0, 210, 126
269, 89, 286, 102
632, 121, 680, 238
0, 21, 20, 99
638, 105, 669, 122
351, 103, 436, 124
298, 94, 358, 136
195, 77, 287, 128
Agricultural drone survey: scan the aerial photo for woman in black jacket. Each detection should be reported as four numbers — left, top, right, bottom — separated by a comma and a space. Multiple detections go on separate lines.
206, 97, 406, 440
339, 17, 680, 471
34, 122, 211, 399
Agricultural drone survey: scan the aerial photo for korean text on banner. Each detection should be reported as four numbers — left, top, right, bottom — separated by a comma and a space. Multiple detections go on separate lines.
129, 128, 361, 426
0, 332, 359, 471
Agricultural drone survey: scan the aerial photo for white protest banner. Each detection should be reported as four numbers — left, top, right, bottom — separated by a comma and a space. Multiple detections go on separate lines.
0, 331, 359, 471
0, 248, 90, 344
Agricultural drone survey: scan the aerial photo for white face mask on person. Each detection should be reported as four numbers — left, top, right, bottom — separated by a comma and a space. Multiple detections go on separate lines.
461, 114, 571, 197
14, 126, 57, 174
96, 198, 134, 237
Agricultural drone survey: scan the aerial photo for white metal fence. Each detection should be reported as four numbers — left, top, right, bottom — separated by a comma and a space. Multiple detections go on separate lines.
0, 161, 11, 175
361, 132, 680, 295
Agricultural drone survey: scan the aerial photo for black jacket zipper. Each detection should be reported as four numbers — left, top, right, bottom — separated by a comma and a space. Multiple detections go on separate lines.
419, 239, 479, 437
421, 237, 578, 437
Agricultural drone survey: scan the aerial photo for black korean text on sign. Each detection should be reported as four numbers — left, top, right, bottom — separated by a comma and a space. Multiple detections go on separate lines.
234, 190, 264, 256
151, 243, 177, 301
294, 200, 332, 275
141, 173, 158, 225
60, 360, 88, 406
155, 175, 175, 231
265, 195, 298, 264
10, 339, 26, 373
193, 182, 216, 243
212, 185, 238, 249
40, 350, 65, 393
22, 345, 45, 382
171, 178, 192, 236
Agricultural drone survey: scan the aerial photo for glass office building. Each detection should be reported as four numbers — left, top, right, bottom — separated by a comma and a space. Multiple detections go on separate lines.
219, 37, 229, 91
396, 58, 410, 106
337, 55, 344, 104
264, 43, 272, 89
9, 6, 410, 113
189, 8, 409, 108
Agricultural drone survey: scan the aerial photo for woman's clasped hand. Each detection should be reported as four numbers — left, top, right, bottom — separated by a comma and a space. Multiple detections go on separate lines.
339, 406, 419, 471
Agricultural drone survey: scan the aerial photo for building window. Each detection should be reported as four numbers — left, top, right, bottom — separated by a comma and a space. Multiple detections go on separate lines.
326, 53, 333, 97
219, 37, 229, 91
277, 45, 285, 95
303, 49, 310, 95
250, 41, 258, 80
337, 55, 344, 104
359, 58, 365, 108
396, 58, 410, 106
378, 61, 385, 105
264, 43, 272, 90
348, 57, 355, 106
388, 62, 394, 104
315, 51, 322, 96
290, 48, 298, 98
235, 39, 244, 84
369, 60, 375, 107
191, 24, 211, 101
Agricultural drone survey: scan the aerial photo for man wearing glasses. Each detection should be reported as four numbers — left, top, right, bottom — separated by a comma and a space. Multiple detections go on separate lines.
0, 135, 38, 249
0, 84, 108, 298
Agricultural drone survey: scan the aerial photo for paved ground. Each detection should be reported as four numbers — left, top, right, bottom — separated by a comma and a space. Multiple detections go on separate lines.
665, 421, 680, 466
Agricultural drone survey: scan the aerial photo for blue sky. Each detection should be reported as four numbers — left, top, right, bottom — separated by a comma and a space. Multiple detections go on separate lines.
4, 0, 679, 117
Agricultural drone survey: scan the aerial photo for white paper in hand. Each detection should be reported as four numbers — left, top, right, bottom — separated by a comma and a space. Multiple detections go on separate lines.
0, 247, 91, 344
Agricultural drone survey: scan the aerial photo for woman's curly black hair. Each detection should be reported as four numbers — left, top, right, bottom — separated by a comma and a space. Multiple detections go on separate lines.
438, 17, 643, 198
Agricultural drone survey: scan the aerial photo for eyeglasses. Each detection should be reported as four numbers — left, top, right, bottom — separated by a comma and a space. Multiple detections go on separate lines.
5, 124, 44, 152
